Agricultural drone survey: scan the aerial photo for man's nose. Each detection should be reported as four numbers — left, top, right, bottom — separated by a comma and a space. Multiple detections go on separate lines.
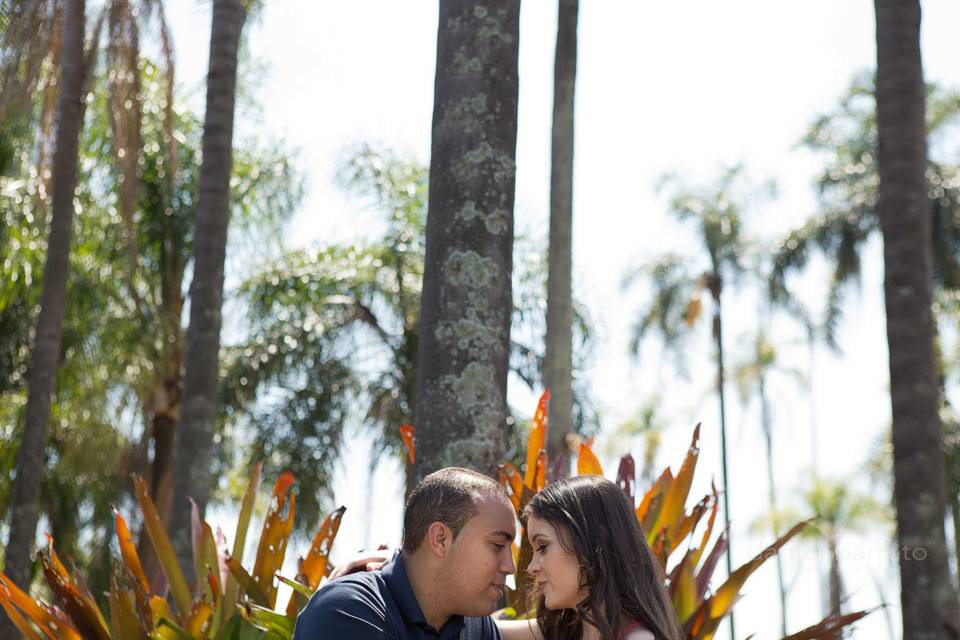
501, 548, 517, 574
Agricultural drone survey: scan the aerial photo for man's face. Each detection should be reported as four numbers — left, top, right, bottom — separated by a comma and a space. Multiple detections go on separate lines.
441, 494, 517, 617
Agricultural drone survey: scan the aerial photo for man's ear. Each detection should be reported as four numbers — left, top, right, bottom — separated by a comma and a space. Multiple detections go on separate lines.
424, 522, 453, 558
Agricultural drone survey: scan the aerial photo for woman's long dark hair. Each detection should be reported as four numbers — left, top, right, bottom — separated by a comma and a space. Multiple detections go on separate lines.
523, 475, 683, 640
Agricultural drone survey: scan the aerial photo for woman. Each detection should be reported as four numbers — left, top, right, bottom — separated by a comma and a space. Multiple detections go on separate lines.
499, 475, 682, 640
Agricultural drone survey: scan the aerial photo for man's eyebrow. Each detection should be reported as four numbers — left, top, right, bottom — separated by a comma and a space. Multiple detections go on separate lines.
490, 530, 514, 540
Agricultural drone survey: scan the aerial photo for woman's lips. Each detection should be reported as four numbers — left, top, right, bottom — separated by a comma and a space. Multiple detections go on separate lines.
537, 582, 547, 593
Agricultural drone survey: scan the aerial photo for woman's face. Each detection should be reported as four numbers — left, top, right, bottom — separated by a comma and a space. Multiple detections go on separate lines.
525, 515, 588, 610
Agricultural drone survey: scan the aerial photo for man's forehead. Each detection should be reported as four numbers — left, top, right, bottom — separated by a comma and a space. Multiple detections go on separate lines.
470, 494, 517, 532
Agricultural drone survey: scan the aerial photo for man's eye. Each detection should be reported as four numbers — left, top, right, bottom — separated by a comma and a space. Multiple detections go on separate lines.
493, 543, 506, 550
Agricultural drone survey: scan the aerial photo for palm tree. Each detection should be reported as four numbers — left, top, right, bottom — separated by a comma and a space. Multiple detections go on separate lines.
874, 0, 960, 635
544, 0, 578, 481
768, 73, 960, 346
413, 0, 521, 482
168, 0, 245, 580
1, 0, 88, 615
625, 169, 764, 638
732, 328, 806, 636
758, 476, 889, 621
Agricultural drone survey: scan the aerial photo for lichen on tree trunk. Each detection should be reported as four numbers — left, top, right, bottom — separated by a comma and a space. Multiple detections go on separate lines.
413, 1, 520, 483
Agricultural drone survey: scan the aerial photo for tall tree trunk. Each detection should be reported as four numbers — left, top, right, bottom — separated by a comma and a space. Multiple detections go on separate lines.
874, 1, 960, 637
827, 537, 844, 617
1, 0, 85, 605
953, 496, 960, 596
544, 0, 577, 482
413, 0, 520, 483
759, 371, 788, 636
708, 272, 735, 640
168, 0, 243, 583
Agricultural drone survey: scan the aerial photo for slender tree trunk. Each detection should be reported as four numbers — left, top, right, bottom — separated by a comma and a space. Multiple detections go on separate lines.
1, 0, 85, 604
874, 0, 960, 636
953, 496, 960, 596
544, 0, 577, 482
168, 0, 243, 583
708, 273, 735, 640
827, 537, 844, 617
759, 371, 788, 636
413, 0, 520, 483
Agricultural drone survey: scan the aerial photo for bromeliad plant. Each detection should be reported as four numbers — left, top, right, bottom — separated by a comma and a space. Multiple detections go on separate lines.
488, 391, 871, 640
0, 462, 346, 639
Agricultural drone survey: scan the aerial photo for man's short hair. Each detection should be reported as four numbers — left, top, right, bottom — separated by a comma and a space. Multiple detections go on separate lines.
402, 467, 509, 552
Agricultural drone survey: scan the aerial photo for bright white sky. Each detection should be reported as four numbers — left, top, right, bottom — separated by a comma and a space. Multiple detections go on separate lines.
162, 1, 960, 637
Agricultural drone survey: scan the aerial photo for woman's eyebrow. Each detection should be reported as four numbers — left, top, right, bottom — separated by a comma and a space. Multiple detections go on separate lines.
530, 532, 548, 543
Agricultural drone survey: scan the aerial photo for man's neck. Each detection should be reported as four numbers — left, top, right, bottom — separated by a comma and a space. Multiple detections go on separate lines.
401, 552, 452, 631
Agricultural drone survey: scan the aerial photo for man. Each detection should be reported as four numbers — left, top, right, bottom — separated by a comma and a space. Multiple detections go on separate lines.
293, 467, 517, 639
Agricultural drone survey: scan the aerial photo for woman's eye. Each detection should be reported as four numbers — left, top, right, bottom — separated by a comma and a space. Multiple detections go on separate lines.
536, 544, 548, 554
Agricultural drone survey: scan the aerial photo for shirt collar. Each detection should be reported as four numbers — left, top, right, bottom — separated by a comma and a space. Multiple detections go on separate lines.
382, 551, 467, 639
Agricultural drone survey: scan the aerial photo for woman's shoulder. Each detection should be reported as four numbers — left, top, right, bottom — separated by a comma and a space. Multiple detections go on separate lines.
620, 620, 655, 640
623, 630, 654, 640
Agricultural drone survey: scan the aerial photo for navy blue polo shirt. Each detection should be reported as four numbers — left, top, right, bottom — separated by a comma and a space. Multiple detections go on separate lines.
293, 553, 501, 640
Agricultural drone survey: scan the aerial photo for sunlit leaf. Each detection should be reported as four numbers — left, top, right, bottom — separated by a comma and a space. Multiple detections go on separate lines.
223, 461, 263, 621
576, 440, 603, 476
134, 475, 193, 617
298, 505, 346, 589
497, 463, 524, 513
252, 471, 296, 607
637, 468, 673, 537
226, 556, 269, 607
114, 507, 151, 595
399, 424, 415, 464
616, 454, 636, 504
523, 390, 550, 489
39, 551, 111, 640
0, 572, 78, 640
652, 425, 700, 541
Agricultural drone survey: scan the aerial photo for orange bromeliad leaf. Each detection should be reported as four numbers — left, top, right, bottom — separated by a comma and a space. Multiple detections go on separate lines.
400, 424, 416, 464
185, 600, 214, 637
39, 552, 111, 640
223, 461, 263, 623
149, 595, 180, 640
534, 449, 547, 492
191, 499, 221, 603
226, 556, 269, 607
0, 572, 79, 640
113, 508, 151, 594
637, 467, 672, 534
780, 609, 873, 640
133, 474, 192, 618
497, 463, 523, 512
0, 593, 43, 640
672, 494, 709, 548
524, 390, 550, 489
107, 574, 142, 640
299, 506, 347, 589
576, 440, 603, 476
616, 454, 636, 504
651, 424, 700, 541
701, 520, 810, 632
252, 472, 296, 607
691, 483, 719, 569
670, 551, 700, 622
